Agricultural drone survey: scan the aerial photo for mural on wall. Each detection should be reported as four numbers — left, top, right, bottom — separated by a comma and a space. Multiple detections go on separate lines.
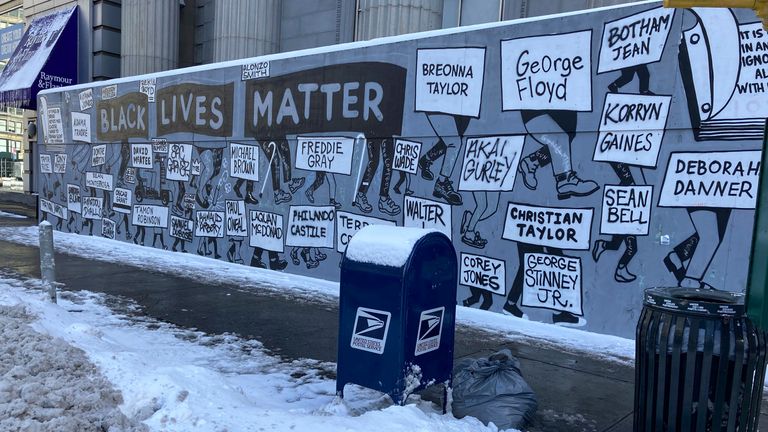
36, 2, 764, 338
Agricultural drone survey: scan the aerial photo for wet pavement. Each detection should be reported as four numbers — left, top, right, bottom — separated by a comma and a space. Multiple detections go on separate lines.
0, 203, 765, 432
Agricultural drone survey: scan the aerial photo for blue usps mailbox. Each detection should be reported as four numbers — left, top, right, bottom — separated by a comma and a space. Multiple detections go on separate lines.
336, 225, 458, 406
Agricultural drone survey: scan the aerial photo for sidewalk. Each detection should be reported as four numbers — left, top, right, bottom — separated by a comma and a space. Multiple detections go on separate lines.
0, 203, 764, 431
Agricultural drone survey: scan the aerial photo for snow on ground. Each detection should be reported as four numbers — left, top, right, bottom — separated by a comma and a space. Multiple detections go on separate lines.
0, 224, 635, 365
0, 273, 505, 432
0, 210, 26, 219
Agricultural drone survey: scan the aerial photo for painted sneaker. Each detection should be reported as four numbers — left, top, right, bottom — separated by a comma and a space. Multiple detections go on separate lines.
433, 178, 463, 205
378, 196, 401, 216
419, 156, 435, 181
502, 303, 529, 320
274, 189, 291, 205
329, 198, 342, 210
353, 191, 372, 214
305, 188, 315, 203
517, 156, 539, 190
269, 258, 288, 270
553, 312, 586, 327
614, 265, 637, 283
461, 231, 488, 249
592, 239, 606, 262
288, 177, 305, 194
555, 171, 599, 200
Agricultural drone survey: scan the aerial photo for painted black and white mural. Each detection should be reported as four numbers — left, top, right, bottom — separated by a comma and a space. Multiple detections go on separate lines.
36, 3, 764, 337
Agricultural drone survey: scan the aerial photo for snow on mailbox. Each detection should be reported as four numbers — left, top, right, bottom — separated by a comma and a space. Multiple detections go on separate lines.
336, 225, 458, 406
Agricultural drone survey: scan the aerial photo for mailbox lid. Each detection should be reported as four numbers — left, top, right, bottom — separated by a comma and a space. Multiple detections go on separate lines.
344, 225, 440, 270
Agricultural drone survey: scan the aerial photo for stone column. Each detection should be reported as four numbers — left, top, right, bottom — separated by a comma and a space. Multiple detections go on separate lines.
121, 0, 180, 76
356, 0, 443, 40
212, 0, 281, 62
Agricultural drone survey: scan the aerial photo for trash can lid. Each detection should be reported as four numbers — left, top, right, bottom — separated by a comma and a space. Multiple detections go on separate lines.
344, 225, 440, 268
644, 287, 745, 317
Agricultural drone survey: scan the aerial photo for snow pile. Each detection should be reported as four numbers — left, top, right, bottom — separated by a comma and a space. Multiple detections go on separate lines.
0, 296, 146, 431
345, 225, 438, 267
0, 210, 26, 219
0, 275, 506, 432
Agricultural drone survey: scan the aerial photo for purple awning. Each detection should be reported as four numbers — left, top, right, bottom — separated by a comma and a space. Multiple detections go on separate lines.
0, 6, 77, 110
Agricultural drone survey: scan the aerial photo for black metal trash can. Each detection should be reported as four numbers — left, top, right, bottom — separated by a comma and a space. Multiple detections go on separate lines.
634, 287, 768, 432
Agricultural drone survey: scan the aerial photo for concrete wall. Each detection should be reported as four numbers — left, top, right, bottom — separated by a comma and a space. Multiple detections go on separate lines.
35, 2, 764, 338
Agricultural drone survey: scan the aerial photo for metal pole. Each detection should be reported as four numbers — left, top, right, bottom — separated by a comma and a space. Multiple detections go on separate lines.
38, 221, 56, 303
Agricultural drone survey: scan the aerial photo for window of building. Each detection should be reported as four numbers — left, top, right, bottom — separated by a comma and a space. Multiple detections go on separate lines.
459, 0, 502, 26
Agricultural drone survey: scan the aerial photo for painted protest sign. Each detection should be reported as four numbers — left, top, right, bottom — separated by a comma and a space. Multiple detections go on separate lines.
66, 184, 81, 214
601, 185, 652, 235
249, 210, 284, 252
404, 196, 452, 239
295, 136, 354, 175
460, 253, 506, 295
156, 83, 234, 137
96, 92, 149, 141
229, 142, 259, 181
336, 211, 397, 253
501, 31, 592, 111
502, 203, 593, 250
124, 167, 136, 184
46, 107, 64, 143
167, 143, 193, 181
241, 61, 270, 80
594, 93, 671, 167
81, 197, 103, 220
415, 47, 486, 118
195, 211, 225, 238
85, 172, 114, 191
40, 198, 67, 219
393, 139, 422, 175
101, 84, 117, 100
225, 200, 247, 237
285, 205, 336, 249
132, 205, 168, 228
191, 159, 201, 176
522, 253, 583, 316
598, 7, 674, 73
71, 112, 92, 143
152, 138, 168, 153
170, 215, 194, 242
658, 151, 761, 209
459, 136, 524, 191
79, 88, 93, 111
53, 154, 67, 174
91, 144, 106, 167
131, 143, 153, 169
112, 188, 132, 214
102, 218, 115, 239
139, 78, 156, 102
194, 211, 223, 238
182, 193, 195, 210
39, 154, 52, 173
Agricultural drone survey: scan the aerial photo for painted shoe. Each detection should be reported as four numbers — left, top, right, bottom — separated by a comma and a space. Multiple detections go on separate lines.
461, 231, 487, 249
353, 192, 372, 214
288, 177, 305, 194
555, 171, 599, 200
502, 303, 529, 320
433, 178, 463, 205
517, 156, 539, 190
419, 156, 435, 181
592, 239, 606, 262
553, 312, 586, 327
270, 258, 288, 270
663, 252, 685, 283
274, 189, 291, 205
378, 196, 401, 216
614, 265, 637, 283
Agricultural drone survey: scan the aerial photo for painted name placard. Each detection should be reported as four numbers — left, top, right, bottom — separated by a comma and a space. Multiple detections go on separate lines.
139, 78, 156, 102
53, 154, 67, 174
66, 184, 81, 214
46, 107, 64, 143
501, 31, 592, 111
393, 139, 422, 175
249, 210, 284, 252
285, 205, 336, 249
82, 196, 103, 220
113, 187, 132, 214
170, 215, 194, 242
295, 136, 354, 175
241, 61, 270, 80
594, 93, 671, 167
132, 205, 168, 228
195, 211, 225, 238
225, 200, 247, 237
91, 144, 106, 167
229, 142, 259, 181
522, 253, 583, 316
101, 84, 117, 100
502, 203, 593, 250
152, 138, 168, 153
415, 47, 486, 118
40, 198, 67, 219
167, 143, 193, 181
459, 135, 523, 191
39, 154, 52, 173
102, 218, 115, 239
658, 151, 761, 209
131, 143, 153, 169
79, 88, 93, 111
597, 6, 674, 73
404, 196, 452, 239
460, 253, 506, 295
600, 185, 652, 235
336, 211, 396, 253
71, 112, 92, 143
85, 172, 114, 191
